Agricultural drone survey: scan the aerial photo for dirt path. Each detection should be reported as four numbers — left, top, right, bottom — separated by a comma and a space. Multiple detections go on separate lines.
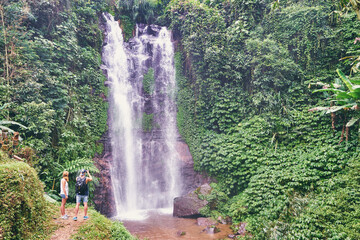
50, 207, 89, 240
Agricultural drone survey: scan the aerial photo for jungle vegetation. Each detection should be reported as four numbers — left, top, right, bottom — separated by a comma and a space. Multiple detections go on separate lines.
168, 0, 360, 239
1, 0, 360, 239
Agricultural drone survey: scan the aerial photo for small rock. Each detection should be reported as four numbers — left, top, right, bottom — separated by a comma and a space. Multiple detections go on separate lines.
202, 226, 220, 234
217, 216, 226, 224
225, 216, 232, 224
176, 230, 186, 236
237, 222, 247, 235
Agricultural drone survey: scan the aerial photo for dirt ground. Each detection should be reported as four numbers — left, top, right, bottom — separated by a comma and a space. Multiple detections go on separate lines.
50, 207, 89, 240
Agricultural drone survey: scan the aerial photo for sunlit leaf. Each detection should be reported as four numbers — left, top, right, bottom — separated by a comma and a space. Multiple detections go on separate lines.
346, 117, 359, 127
336, 69, 353, 92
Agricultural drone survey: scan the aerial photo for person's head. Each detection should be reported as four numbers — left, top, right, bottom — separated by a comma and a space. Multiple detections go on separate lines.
63, 171, 69, 182
80, 169, 86, 177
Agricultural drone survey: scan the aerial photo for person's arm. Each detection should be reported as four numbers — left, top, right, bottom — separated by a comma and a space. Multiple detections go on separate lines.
86, 170, 93, 184
62, 178, 68, 199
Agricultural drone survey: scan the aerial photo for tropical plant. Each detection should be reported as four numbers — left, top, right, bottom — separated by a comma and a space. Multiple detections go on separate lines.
53, 158, 100, 177
119, 0, 159, 23
0, 104, 27, 134
310, 69, 360, 129
0, 104, 27, 155
168, 0, 360, 238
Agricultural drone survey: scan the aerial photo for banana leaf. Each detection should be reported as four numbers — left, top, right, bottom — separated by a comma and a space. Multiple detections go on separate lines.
337, 69, 354, 92
348, 92, 360, 100
327, 104, 354, 113
346, 117, 360, 127
313, 88, 345, 94
308, 107, 331, 112
0, 126, 24, 141
0, 120, 27, 129
349, 79, 360, 85
352, 86, 360, 93
0, 103, 10, 110
336, 92, 354, 99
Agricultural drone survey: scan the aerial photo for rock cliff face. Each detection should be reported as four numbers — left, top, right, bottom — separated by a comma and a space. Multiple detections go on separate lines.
93, 128, 211, 217
176, 141, 212, 194
93, 130, 116, 216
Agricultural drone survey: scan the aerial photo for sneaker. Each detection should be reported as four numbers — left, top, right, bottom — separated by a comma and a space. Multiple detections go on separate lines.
60, 215, 68, 219
83, 216, 89, 220
73, 217, 77, 221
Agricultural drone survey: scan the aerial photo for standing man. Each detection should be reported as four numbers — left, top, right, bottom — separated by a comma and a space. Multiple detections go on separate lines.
73, 169, 92, 221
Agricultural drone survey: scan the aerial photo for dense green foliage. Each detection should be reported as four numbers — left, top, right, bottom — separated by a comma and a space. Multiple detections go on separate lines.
0, 0, 110, 199
0, 152, 56, 240
72, 208, 136, 240
168, 0, 360, 238
2, 0, 360, 239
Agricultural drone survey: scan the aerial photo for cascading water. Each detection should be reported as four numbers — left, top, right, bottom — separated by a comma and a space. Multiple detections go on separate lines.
101, 13, 182, 220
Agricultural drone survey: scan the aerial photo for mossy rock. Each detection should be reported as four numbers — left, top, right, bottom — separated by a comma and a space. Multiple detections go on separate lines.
0, 151, 55, 239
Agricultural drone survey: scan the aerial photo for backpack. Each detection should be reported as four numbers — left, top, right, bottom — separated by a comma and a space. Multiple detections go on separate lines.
75, 177, 87, 195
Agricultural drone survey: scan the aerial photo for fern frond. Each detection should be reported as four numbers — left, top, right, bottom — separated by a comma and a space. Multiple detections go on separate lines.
56, 158, 99, 176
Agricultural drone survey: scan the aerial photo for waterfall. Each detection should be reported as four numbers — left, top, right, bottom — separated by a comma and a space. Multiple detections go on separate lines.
101, 13, 182, 220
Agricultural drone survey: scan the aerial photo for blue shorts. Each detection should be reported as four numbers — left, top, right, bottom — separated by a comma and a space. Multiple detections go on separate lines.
60, 194, 66, 199
76, 195, 88, 203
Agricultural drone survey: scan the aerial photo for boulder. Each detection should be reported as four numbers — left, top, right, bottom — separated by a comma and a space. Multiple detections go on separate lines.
196, 183, 212, 195
197, 217, 217, 226
173, 184, 212, 218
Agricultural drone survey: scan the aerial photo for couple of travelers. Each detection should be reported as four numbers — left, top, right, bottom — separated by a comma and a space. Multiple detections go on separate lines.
60, 169, 93, 221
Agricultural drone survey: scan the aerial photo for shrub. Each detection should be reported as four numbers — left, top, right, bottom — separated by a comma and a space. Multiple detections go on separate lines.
72, 209, 136, 240
0, 151, 55, 240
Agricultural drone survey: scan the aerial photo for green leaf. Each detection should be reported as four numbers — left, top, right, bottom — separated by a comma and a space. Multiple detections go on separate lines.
348, 92, 360, 100
346, 117, 359, 127
326, 104, 355, 113
312, 88, 345, 94
0, 120, 27, 129
0, 103, 10, 110
308, 107, 331, 112
336, 69, 353, 92
336, 92, 353, 99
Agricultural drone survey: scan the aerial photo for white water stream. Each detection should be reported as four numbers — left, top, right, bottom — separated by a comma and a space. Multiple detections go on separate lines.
101, 13, 181, 220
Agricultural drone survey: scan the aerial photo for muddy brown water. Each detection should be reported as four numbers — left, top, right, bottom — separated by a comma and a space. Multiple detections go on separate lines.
121, 210, 234, 240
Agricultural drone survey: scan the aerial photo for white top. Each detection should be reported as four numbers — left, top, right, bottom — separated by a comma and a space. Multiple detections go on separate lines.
60, 178, 68, 195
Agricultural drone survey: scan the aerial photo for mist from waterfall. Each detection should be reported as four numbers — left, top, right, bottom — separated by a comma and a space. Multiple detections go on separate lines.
101, 13, 181, 220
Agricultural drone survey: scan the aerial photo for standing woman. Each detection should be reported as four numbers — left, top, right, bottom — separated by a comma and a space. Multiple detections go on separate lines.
60, 171, 69, 219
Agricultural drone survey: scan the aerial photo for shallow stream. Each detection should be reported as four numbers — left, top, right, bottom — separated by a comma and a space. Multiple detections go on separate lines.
121, 210, 233, 240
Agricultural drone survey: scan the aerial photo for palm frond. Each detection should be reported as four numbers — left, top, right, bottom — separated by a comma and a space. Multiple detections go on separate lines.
0, 120, 27, 129
56, 158, 99, 177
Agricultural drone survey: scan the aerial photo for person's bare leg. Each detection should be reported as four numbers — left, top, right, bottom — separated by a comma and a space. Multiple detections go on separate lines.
74, 202, 80, 217
84, 202, 88, 216
63, 198, 67, 216
60, 198, 66, 216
